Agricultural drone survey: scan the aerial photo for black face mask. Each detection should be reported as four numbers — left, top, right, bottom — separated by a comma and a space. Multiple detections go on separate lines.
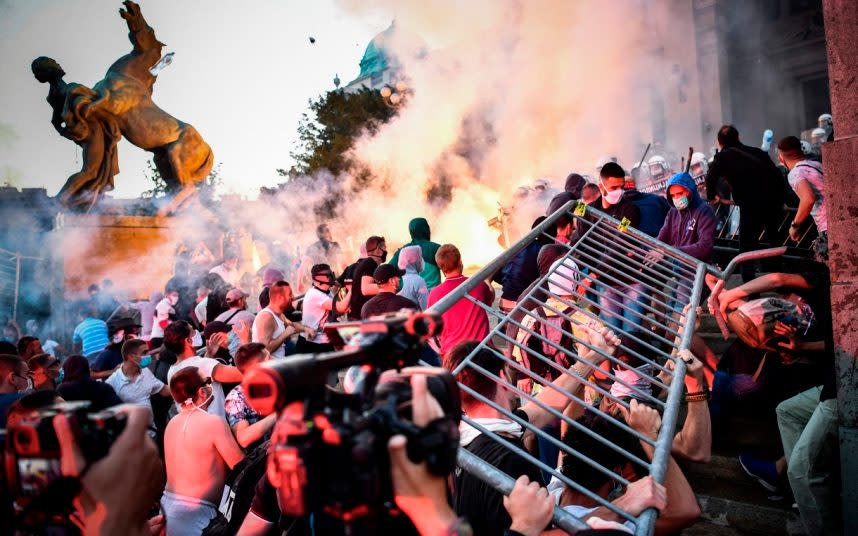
378, 249, 388, 263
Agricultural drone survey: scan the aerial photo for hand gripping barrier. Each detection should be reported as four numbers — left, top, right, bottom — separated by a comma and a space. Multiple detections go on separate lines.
428, 200, 720, 535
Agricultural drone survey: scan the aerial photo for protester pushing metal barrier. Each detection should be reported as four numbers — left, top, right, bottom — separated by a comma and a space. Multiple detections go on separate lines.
428, 200, 784, 535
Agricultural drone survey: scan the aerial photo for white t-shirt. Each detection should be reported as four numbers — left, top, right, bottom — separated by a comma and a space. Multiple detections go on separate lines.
301, 287, 332, 344
546, 476, 635, 533
105, 367, 165, 411
194, 297, 208, 326
167, 356, 226, 419
788, 160, 827, 233
210, 264, 241, 287
150, 298, 175, 339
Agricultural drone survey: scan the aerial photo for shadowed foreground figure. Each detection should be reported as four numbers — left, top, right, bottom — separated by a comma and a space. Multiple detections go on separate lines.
32, 0, 213, 213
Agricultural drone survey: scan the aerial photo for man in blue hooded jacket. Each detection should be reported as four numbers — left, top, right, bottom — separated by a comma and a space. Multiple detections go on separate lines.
388, 217, 442, 290
655, 172, 718, 263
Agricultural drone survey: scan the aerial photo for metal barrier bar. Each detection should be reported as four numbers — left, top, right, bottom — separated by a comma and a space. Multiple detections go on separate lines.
583, 224, 699, 279
707, 247, 787, 338
430, 204, 710, 535
525, 291, 676, 374
569, 240, 693, 309
460, 364, 650, 472
465, 291, 672, 398
486, 306, 666, 408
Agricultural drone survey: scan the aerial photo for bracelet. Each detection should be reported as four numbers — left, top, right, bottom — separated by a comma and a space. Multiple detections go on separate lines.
790, 221, 800, 228
685, 391, 710, 402
570, 362, 590, 379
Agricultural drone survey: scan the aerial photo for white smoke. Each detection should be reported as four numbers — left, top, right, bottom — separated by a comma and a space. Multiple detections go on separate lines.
41, 0, 707, 315
327, 0, 701, 263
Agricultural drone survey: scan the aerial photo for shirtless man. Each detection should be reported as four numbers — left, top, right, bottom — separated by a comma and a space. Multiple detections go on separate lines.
251, 281, 313, 359
162, 366, 244, 536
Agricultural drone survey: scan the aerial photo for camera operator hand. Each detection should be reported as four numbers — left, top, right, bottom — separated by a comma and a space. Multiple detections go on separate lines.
53, 405, 165, 536
387, 374, 460, 536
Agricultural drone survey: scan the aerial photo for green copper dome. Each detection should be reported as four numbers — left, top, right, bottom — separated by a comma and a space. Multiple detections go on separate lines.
357, 24, 395, 79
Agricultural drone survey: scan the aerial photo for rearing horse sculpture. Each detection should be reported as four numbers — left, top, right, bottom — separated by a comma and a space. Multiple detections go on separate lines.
32, 1, 213, 213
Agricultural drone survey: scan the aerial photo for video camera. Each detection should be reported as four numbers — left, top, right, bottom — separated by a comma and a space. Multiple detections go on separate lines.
3, 400, 126, 528
242, 311, 461, 531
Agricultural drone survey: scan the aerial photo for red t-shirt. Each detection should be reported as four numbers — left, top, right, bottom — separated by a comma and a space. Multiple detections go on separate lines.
427, 275, 494, 356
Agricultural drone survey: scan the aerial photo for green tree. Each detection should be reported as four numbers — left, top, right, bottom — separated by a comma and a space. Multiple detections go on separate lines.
142, 160, 222, 201
282, 88, 397, 178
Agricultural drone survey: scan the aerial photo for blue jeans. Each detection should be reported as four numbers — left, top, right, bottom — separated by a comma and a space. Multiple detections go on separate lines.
776, 387, 841, 536
598, 282, 648, 333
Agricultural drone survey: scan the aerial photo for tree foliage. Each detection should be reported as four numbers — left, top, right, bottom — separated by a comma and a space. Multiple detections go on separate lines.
142, 160, 223, 203
281, 88, 397, 179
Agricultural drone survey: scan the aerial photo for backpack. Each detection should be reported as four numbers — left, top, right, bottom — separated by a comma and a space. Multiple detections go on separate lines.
202, 440, 270, 535
727, 297, 810, 351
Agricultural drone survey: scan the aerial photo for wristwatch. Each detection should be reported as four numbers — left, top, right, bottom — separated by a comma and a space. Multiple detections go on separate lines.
790, 221, 800, 228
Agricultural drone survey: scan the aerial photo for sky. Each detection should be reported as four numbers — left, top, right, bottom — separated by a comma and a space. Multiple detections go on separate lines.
0, 0, 392, 198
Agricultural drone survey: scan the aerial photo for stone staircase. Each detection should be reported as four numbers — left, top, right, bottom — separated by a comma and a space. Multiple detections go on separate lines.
681, 311, 806, 535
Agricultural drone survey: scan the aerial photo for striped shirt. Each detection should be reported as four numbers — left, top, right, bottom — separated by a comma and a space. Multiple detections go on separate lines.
73, 317, 109, 358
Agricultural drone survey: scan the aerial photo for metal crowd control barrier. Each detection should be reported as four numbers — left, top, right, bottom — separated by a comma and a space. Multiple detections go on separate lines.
714, 204, 816, 250
428, 200, 717, 535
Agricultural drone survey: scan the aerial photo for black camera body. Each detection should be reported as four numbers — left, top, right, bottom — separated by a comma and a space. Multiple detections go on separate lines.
4, 400, 126, 527
242, 311, 461, 529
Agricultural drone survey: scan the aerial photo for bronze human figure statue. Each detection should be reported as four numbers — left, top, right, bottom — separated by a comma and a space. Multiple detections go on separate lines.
32, 1, 213, 213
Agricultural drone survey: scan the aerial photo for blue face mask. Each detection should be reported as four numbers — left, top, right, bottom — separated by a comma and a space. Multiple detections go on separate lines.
673, 195, 690, 210
139, 355, 152, 369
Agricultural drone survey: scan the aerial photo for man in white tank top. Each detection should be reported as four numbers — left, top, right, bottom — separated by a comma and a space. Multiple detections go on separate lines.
252, 280, 314, 358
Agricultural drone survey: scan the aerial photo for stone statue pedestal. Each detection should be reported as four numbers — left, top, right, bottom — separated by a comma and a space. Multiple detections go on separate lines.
49, 212, 184, 342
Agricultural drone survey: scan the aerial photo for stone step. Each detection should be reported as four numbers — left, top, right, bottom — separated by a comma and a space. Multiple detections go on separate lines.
685, 495, 805, 536
681, 454, 802, 536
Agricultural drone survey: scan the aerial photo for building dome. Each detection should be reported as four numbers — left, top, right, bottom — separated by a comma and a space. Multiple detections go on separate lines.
357, 23, 396, 79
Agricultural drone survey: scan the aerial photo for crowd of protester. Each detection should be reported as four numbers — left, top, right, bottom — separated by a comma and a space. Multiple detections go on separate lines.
0, 119, 840, 536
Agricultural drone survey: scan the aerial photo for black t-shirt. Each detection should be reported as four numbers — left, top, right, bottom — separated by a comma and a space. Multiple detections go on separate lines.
360, 293, 418, 319
348, 258, 379, 320
56, 379, 123, 411
91, 346, 122, 372
249, 473, 419, 535
453, 410, 543, 536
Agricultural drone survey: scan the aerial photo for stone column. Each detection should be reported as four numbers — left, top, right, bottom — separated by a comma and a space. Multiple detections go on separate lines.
821, 0, 858, 529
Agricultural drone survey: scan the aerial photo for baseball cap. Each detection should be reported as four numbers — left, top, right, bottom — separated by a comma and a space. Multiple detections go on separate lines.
203, 321, 232, 340
373, 264, 405, 284
547, 258, 580, 296
226, 288, 249, 304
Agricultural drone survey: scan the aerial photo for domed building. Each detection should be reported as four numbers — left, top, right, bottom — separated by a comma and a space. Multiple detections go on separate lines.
344, 21, 425, 93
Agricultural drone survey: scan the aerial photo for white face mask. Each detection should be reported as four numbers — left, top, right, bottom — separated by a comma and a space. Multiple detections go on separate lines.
601, 181, 624, 205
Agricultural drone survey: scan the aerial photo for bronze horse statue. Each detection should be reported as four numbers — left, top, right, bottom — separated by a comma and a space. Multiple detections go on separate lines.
33, 1, 213, 213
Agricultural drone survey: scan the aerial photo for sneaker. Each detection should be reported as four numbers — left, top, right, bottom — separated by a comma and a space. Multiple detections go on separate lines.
739, 453, 779, 492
